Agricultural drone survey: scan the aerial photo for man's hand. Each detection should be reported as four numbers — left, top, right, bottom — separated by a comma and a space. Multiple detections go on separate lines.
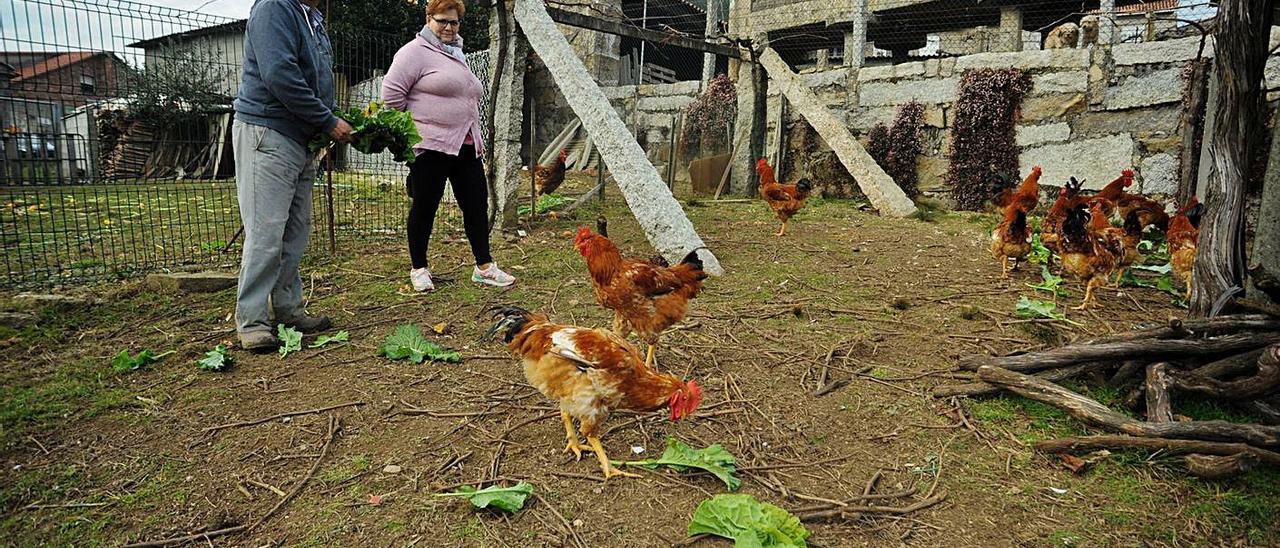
330, 118, 354, 144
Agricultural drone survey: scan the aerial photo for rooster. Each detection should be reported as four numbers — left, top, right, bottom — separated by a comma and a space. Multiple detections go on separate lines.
596, 217, 669, 268
998, 165, 1043, 214
1040, 177, 1086, 268
486, 306, 703, 480
575, 226, 707, 368
1111, 210, 1145, 286
756, 158, 813, 236
1091, 169, 1135, 216
1116, 193, 1171, 233
1168, 197, 1204, 301
534, 149, 569, 195
1060, 201, 1124, 309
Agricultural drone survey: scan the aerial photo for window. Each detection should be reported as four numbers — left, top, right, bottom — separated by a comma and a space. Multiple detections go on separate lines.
80, 74, 96, 94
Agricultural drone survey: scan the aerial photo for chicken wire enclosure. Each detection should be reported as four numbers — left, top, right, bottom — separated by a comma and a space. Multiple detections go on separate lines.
0, 0, 494, 287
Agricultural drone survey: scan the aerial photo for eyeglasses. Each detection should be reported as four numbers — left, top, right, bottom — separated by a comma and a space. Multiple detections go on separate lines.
431, 17, 461, 27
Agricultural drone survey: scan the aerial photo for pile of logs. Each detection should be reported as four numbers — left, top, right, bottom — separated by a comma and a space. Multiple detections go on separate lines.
936, 314, 1280, 478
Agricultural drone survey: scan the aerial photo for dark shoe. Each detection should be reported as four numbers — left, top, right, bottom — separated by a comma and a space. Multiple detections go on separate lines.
239, 330, 280, 353
277, 313, 332, 334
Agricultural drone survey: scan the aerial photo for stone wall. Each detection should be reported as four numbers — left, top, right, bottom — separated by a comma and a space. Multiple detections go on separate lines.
767, 32, 1280, 201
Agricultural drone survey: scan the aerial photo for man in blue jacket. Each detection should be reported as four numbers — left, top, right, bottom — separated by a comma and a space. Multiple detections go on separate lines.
232, 0, 352, 352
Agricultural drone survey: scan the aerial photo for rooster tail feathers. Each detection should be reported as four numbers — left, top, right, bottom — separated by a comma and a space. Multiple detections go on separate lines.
796, 178, 814, 192
679, 249, 709, 280
485, 306, 533, 344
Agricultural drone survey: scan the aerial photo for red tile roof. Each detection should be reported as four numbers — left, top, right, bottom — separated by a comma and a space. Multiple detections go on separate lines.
12, 51, 97, 82
1088, 0, 1181, 15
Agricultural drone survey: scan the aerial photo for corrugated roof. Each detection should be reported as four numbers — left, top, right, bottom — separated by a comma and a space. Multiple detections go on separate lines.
127, 19, 246, 49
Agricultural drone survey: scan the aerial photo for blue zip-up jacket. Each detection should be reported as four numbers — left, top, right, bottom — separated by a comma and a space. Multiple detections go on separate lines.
233, 0, 338, 145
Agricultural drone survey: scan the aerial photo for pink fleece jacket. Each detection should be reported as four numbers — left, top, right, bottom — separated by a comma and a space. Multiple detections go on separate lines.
381, 32, 484, 157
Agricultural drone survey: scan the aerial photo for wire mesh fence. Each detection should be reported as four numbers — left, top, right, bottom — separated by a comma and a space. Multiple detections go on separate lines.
0, 0, 492, 287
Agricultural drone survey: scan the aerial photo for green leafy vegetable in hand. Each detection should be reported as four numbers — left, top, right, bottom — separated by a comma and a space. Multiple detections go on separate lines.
308, 101, 422, 164
278, 325, 303, 358
111, 349, 174, 373
434, 482, 533, 513
1015, 296, 1082, 326
309, 330, 349, 349
197, 345, 231, 372
687, 494, 809, 548
616, 437, 740, 491
378, 324, 462, 363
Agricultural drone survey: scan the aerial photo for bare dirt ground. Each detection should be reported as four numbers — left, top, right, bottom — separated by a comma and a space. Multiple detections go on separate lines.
2, 174, 1277, 547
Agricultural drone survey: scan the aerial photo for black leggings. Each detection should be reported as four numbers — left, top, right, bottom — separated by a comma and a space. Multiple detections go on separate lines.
407, 145, 492, 269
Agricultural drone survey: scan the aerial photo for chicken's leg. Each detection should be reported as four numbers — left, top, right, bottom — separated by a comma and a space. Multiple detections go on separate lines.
586, 436, 640, 480
777, 219, 789, 237
644, 343, 657, 368
1000, 257, 1010, 278
1073, 277, 1102, 310
561, 411, 585, 460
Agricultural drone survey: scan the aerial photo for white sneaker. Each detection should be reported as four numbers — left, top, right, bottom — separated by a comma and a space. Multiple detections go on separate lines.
410, 267, 435, 292
472, 263, 515, 287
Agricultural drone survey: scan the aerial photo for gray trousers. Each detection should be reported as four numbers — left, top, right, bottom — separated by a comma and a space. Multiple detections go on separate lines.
232, 120, 317, 334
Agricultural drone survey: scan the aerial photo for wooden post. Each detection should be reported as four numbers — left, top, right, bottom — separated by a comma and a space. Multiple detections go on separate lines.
325, 148, 336, 255
528, 103, 537, 224
1190, 0, 1273, 316
667, 113, 679, 191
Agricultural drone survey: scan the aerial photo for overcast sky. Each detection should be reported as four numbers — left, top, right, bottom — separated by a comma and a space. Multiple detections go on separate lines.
1, 0, 256, 60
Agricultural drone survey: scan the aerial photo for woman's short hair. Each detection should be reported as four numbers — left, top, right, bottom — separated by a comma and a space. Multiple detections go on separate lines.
427, 0, 465, 19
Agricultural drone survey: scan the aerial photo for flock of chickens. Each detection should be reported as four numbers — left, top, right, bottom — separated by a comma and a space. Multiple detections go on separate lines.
991, 166, 1205, 309
482, 156, 818, 480
489, 153, 1207, 480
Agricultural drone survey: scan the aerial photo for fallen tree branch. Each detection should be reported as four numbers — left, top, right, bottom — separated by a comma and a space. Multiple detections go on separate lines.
962, 332, 1280, 372
796, 491, 948, 521
1185, 452, 1260, 479
203, 401, 363, 435
1077, 315, 1279, 345
1187, 349, 1266, 379
978, 366, 1280, 446
932, 362, 1096, 398
1173, 344, 1280, 400
1033, 435, 1280, 467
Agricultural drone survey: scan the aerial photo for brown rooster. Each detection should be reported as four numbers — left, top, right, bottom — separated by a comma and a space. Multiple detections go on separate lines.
534, 149, 568, 195
1040, 177, 1086, 268
756, 158, 813, 236
575, 226, 707, 368
486, 306, 703, 480
1060, 201, 1124, 309
1168, 197, 1203, 301
1092, 169, 1135, 216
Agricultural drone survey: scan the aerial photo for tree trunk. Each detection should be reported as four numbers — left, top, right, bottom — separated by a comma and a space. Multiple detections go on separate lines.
1173, 344, 1280, 400
1190, 1, 1272, 316
1145, 363, 1174, 422
747, 46, 767, 197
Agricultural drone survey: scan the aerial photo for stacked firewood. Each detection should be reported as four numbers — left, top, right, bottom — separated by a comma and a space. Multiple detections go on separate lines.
936, 314, 1280, 479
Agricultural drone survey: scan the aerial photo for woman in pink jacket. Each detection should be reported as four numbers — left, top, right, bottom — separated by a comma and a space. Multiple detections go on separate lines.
382, 0, 515, 292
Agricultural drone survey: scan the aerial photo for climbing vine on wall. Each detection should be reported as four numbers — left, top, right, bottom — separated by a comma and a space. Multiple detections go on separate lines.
946, 68, 1032, 210
681, 74, 737, 153
867, 101, 926, 199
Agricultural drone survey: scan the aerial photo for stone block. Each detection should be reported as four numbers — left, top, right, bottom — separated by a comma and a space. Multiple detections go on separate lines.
14, 293, 94, 309
1103, 68, 1183, 110
939, 57, 957, 77
955, 48, 1089, 72
1113, 36, 1216, 66
803, 68, 849, 89
857, 64, 896, 82
1072, 106, 1181, 136
145, 272, 239, 293
1019, 93, 1086, 122
1139, 153, 1179, 195
1032, 71, 1088, 94
847, 107, 896, 130
637, 95, 694, 112
1021, 134, 1136, 190
859, 77, 958, 107
1016, 122, 1071, 147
